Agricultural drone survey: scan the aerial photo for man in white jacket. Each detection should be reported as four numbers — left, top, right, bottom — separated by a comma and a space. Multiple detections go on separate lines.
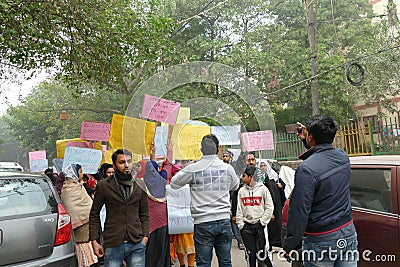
236, 165, 274, 267
171, 134, 239, 267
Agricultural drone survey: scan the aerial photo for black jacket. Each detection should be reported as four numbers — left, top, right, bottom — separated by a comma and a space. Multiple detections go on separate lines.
283, 143, 353, 252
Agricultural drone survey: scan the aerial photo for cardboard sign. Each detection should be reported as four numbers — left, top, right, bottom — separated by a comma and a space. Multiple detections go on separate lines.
242, 130, 274, 151
167, 185, 194, 234
211, 126, 241, 145
154, 126, 169, 158
62, 147, 103, 174
141, 94, 180, 125
172, 124, 211, 160
52, 158, 64, 174
176, 107, 191, 124
80, 121, 111, 142
108, 114, 156, 155
28, 150, 46, 161
30, 159, 48, 172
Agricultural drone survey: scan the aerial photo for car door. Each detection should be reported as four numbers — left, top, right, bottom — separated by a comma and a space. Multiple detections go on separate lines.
0, 177, 58, 266
350, 165, 399, 266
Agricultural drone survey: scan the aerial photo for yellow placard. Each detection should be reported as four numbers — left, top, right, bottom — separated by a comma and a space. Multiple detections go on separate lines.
108, 114, 156, 155
172, 124, 211, 160
56, 138, 84, 158
176, 107, 190, 124
105, 150, 144, 164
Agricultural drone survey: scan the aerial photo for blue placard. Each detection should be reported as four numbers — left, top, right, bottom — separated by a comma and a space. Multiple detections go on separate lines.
62, 147, 103, 174
166, 185, 194, 234
211, 125, 241, 145
30, 159, 48, 172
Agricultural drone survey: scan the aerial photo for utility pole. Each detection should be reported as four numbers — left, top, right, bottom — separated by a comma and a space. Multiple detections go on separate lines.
304, 0, 319, 115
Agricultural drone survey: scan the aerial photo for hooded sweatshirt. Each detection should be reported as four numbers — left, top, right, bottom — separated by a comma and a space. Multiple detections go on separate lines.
236, 182, 274, 230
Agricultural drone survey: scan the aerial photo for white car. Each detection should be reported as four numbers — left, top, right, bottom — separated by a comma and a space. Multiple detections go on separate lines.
0, 162, 24, 172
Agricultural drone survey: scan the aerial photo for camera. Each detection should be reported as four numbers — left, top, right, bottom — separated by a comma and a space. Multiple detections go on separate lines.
297, 127, 303, 134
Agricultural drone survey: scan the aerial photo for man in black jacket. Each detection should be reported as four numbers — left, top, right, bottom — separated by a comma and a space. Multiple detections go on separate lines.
283, 115, 358, 267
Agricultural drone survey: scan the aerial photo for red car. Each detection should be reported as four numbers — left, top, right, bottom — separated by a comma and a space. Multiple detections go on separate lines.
350, 155, 400, 266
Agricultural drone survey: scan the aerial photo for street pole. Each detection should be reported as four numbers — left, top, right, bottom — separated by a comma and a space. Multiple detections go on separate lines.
304, 0, 319, 115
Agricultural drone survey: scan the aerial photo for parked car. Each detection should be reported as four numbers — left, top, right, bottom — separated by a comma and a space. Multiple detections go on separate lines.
350, 155, 399, 266
0, 162, 24, 172
0, 172, 77, 266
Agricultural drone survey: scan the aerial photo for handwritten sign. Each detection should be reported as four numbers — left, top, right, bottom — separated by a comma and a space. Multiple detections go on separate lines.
108, 114, 156, 155
80, 121, 111, 141
172, 124, 210, 160
28, 150, 46, 161
141, 94, 180, 125
62, 147, 103, 174
211, 126, 241, 145
154, 126, 168, 158
52, 158, 64, 174
30, 159, 48, 172
167, 185, 194, 234
176, 107, 190, 124
242, 130, 274, 151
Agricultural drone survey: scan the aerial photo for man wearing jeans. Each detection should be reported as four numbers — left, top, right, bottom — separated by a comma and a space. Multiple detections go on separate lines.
171, 135, 239, 267
89, 149, 149, 267
283, 115, 358, 266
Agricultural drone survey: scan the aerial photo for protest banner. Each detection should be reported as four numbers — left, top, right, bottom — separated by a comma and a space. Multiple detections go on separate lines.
28, 150, 46, 161
242, 130, 275, 151
176, 107, 190, 124
62, 147, 103, 174
52, 158, 64, 174
30, 159, 48, 172
140, 94, 180, 125
108, 114, 156, 155
80, 121, 111, 142
172, 124, 210, 160
154, 126, 168, 158
166, 185, 194, 234
211, 125, 241, 145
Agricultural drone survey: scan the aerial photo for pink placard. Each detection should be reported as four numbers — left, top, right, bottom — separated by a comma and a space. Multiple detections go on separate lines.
80, 121, 111, 141
242, 130, 275, 151
28, 150, 47, 161
140, 94, 180, 125
66, 142, 94, 149
102, 145, 107, 158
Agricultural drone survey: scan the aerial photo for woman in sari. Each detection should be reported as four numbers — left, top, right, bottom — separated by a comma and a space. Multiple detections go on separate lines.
61, 164, 97, 267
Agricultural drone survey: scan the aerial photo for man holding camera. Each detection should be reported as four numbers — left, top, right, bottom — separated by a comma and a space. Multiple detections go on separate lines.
283, 115, 357, 266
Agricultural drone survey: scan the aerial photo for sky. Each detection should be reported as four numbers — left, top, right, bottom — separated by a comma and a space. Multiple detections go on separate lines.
0, 71, 50, 115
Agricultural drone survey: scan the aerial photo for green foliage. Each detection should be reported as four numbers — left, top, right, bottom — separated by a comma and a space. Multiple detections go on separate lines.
0, 0, 175, 98
3, 80, 123, 159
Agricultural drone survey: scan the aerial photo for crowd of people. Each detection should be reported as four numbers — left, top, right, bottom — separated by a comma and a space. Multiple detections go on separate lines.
52, 115, 357, 267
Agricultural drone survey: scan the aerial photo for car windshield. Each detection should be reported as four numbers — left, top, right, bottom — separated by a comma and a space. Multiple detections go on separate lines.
0, 179, 50, 217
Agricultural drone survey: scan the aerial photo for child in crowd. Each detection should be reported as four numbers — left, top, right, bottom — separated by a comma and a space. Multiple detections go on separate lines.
236, 165, 274, 267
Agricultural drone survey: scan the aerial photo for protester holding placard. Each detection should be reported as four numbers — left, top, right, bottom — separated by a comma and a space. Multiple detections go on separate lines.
141, 160, 170, 267
170, 134, 239, 267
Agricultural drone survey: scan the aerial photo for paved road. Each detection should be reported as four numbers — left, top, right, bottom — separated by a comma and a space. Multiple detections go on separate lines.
172, 243, 291, 267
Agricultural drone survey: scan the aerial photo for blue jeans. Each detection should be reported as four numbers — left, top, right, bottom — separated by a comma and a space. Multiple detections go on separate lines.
302, 223, 358, 267
194, 219, 233, 267
104, 241, 146, 267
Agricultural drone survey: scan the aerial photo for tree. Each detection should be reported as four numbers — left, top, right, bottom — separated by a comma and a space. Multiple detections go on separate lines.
3, 80, 123, 159
0, 0, 174, 106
